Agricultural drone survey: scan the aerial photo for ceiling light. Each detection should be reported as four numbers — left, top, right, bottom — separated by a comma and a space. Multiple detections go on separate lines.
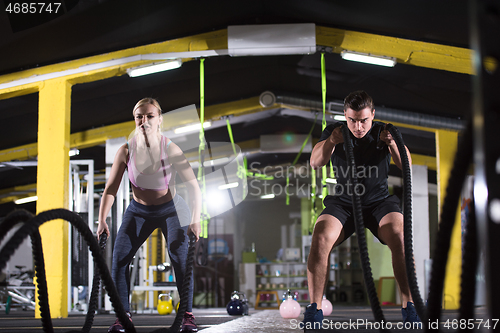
203, 157, 229, 168
260, 193, 275, 199
69, 149, 80, 157
218, 182, 239, 190
15, 195, 38, 205
325, 178, 337, 184
334, 115, 346, 121
127, 59, 182, 77
340, 50, 396, 67
173, 121, 211, 134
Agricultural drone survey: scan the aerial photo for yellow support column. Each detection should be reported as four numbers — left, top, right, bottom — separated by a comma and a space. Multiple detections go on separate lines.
36, 78, 72, 318
435, 129, 461, 310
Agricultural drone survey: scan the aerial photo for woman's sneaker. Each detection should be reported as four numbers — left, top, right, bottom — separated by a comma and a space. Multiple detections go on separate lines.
181, 312, 198, 332
108, 312, 132, 333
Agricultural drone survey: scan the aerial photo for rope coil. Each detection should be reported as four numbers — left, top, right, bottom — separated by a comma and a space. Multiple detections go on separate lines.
0, 209, 196, 333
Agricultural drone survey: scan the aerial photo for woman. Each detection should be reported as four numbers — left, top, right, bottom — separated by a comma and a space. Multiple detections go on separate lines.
97, 98, 201, 333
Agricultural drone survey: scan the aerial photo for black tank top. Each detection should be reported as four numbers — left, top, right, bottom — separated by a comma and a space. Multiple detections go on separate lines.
318, 121, 391, 206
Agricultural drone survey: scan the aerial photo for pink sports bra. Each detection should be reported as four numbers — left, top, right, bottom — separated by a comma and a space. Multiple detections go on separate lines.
127, 136, 173, 191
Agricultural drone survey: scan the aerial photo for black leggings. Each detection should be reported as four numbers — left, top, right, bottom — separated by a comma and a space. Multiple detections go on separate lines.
111, 195, 193, 312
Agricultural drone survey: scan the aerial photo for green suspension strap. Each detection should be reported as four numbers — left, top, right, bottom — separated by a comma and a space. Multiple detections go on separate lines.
285, 113, 318, 205
308, 53, 332, 231
225, 118, 247, 194
320, 53, 329, 207
244, 156, 274, 180
198, 58, 209, 240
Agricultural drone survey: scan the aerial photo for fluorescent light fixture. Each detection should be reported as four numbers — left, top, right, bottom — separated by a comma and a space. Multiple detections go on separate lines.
173, 121, 211, 134
15, 195, 38, 205
325, 178, 337, 184
204, 157, 229, 168
334, 115, 346, 121
340, 50, 396, 67
260, 193, 275, 199
127, 59, 182, 77
69, 149, 80, 157
218, 182, 239, 190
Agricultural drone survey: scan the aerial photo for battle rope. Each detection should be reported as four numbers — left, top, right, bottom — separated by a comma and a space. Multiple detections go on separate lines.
424, 121, 473, 333
0, 208, 196, 333
0, 209, 53, 332
386, 124, 426, 321
458, 198, 477, 333
340, 124, 386, 325
82, 233, 107, 333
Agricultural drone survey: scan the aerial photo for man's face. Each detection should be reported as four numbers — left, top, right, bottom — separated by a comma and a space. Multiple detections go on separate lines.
344, 107, 375, 139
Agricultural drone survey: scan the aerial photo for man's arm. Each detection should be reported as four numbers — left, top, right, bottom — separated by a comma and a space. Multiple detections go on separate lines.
310, 127, 343, 169
380, 129, 412, 169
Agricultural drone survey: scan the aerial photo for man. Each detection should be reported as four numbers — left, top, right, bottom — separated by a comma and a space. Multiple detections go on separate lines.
303, 90, 420, 328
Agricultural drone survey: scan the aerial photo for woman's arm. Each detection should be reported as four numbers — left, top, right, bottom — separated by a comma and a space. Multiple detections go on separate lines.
168, 141, 202, 241
97, 144, 128, 239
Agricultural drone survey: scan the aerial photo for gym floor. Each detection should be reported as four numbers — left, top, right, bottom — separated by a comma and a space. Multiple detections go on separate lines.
0, 305, 485, 332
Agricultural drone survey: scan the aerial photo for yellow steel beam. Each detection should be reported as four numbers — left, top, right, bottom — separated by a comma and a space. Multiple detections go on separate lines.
0, 25, 478, 101
435, 129, 461, 310
36, 78, 72, 318
407, 154, 436, 170
0, 193, 36, 205
0, 142, 38, 162
0, 82, 41, 101
373, 119, 437, 133
316, 26, 475, 75
204, 96, 271, 120
0, 183, 36, 197
70, 121, 136, 149
0, 30, 228, 99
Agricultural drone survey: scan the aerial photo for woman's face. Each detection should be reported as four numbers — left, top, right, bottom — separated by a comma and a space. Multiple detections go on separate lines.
134, 103, 162, 134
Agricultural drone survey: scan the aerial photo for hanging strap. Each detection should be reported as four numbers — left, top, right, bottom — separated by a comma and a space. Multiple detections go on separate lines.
244, 156, 274, 180
197, 58, 209, 240
320, 53, 329, 207
225, 117, 247, 199
285, 112, 318, 205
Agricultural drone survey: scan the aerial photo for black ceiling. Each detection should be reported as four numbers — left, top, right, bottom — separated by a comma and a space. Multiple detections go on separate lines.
0, 0, 474, 215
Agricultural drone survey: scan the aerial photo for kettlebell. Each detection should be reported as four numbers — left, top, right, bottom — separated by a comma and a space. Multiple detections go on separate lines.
157, 293, 173, 315
226, 291, 244, 315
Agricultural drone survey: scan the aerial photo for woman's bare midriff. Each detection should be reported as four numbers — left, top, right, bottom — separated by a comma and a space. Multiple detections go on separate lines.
131, 185, 176, 206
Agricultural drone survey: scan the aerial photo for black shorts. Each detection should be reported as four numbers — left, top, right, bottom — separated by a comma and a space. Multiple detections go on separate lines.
319, 195, 402, 245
